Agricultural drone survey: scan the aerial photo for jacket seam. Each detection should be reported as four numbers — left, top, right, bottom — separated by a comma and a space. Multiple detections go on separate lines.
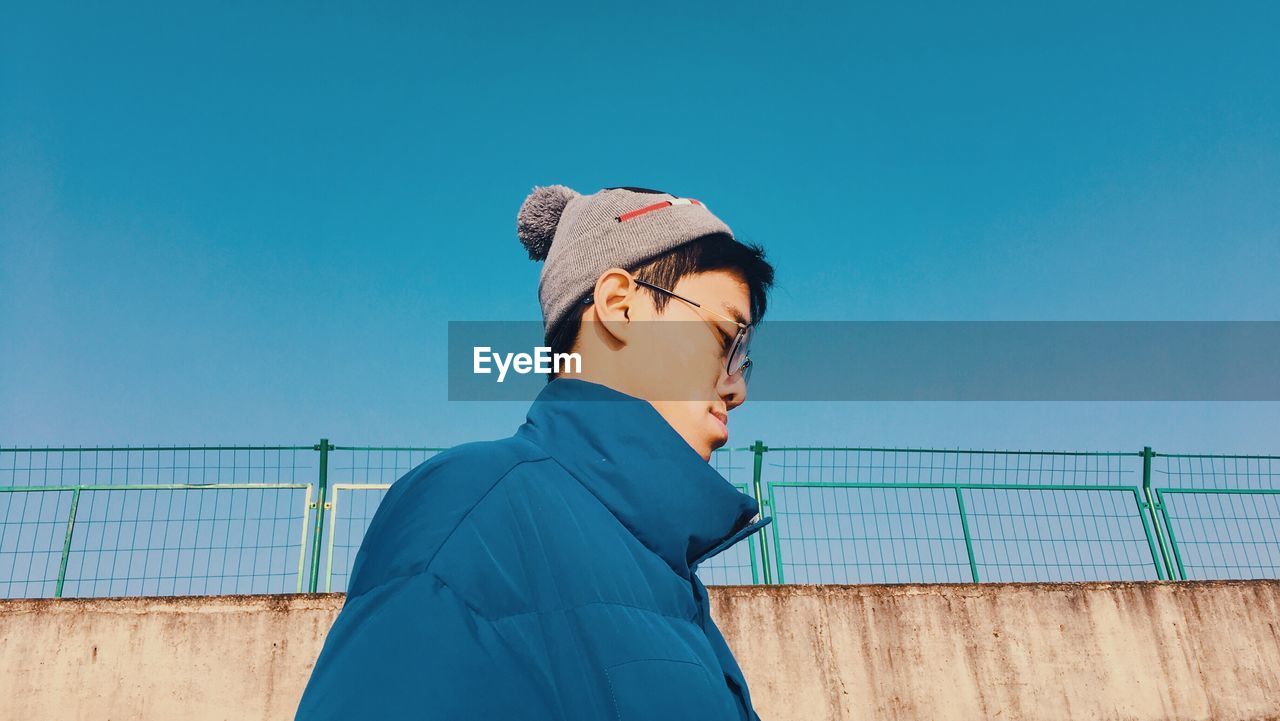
427, 573, 572, 721
528, 436, 757, 583
345, 455, 553, 601
534, 451, 697, 583
432, 580, 699, 627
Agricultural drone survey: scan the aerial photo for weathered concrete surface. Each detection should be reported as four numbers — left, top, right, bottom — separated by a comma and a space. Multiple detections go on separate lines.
716, 581, 1280, 721
0, 593, 341, 721
2, 581, 1279, 720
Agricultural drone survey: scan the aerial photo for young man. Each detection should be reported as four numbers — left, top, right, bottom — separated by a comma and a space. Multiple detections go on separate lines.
295, 185, 776, 720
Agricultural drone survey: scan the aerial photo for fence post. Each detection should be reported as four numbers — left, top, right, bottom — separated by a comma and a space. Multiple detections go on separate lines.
1141, 446, 1178, 580
953, 487, 980, 582
309, 438, 333, 593
751, 440, 773, 585
54, 488, 82, 598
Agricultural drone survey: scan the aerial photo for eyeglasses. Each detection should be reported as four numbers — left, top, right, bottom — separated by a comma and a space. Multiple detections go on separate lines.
581, 278, 755, 383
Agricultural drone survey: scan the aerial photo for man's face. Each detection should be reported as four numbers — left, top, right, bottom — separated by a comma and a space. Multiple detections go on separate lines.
621, 269, 753, 461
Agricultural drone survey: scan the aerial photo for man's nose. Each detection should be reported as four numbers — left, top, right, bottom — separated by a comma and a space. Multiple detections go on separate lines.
718, 368, 747, 411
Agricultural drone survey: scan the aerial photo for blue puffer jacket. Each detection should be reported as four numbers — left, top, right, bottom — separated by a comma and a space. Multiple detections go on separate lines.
295, 378, 772, 720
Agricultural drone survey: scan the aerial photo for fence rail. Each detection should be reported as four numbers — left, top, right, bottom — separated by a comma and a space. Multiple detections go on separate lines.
2, 440, 1277, 598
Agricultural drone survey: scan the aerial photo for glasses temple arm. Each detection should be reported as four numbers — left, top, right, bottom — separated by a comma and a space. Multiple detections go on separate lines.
632, 278, 747, 329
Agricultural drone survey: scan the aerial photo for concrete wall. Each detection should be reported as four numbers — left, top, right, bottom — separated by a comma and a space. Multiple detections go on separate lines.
2, 580, 1278, 721
716, 581, 1280, 720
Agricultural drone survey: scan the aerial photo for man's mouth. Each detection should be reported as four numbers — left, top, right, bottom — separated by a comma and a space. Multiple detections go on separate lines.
709, 409, 728, 435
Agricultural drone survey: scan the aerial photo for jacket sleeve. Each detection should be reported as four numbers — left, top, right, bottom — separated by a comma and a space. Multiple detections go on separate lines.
294, 569, 563, 720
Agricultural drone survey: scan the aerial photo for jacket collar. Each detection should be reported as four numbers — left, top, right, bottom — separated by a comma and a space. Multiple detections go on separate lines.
515, 378, 772, 579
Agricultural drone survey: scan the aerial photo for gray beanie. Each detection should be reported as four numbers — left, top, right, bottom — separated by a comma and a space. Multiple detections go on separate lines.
516, 185, 735, 337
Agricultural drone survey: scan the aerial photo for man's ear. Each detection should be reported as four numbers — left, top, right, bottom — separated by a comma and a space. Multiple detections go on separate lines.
589, 268, 638, 347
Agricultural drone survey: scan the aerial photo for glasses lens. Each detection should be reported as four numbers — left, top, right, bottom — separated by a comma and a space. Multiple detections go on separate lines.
728, 325, 752, 378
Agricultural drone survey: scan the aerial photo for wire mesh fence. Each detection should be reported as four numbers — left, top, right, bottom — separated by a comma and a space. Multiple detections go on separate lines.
0, 445, 314, 598
1149, 453, 1280, 580
762, 448, 1159, 584
2, 440, 1277, 598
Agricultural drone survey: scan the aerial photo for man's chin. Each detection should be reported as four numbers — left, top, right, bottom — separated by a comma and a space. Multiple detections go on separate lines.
688, 434, 717, 461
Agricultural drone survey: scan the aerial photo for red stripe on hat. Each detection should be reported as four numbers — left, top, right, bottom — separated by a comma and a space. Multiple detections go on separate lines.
615, 197, 705, 222
617, 200, 673, 222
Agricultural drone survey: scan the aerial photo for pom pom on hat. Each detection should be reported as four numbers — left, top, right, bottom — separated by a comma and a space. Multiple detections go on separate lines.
517, 184, 579, 261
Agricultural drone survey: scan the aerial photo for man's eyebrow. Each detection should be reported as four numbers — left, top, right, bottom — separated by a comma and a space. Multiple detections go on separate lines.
720, 303, 749, 326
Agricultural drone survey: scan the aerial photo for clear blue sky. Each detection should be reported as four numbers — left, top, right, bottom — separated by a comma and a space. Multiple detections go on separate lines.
3, 1, 1278, 454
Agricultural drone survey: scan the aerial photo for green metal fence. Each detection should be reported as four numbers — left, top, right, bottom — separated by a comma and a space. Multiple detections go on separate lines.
1148, 452, 1280, 580
762, 446, 1159, 584
2, 441, 1277, 598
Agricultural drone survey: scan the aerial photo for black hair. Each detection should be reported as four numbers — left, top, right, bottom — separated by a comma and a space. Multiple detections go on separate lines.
545, 232, 775, 378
